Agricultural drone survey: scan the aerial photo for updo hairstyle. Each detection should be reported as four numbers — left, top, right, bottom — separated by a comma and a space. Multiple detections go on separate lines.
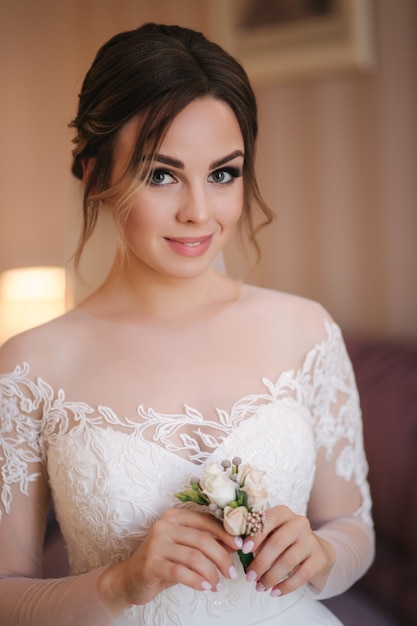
69, 23, 273, 265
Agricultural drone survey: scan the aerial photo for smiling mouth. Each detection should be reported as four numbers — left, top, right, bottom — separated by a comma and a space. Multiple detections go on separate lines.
182, 240, 205, 247
165, 235, 214, 256
165, 236, 212, 245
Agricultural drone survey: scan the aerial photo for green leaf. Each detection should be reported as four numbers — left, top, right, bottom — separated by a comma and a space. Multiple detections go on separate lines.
174, 490, 209, 505
235, 489, 248, 509
238, 550, 254, 573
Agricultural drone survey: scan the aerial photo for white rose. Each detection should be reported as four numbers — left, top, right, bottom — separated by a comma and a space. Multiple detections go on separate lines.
239, 464, 266, 487
223, 506, 248, 536
201, 463, 237, 508
237, 464, 268, 511
242, 483, 268, 511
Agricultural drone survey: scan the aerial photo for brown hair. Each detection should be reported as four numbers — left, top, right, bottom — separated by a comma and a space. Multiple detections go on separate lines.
69, 23, 273, 266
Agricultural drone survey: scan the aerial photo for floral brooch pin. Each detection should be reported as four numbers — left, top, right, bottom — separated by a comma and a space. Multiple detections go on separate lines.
175, 457, 268, 571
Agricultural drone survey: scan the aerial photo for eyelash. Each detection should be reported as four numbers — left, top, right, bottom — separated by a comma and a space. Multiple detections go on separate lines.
148, 166, 243, 187
148, 169, 176, 186
209, 167, 242, 184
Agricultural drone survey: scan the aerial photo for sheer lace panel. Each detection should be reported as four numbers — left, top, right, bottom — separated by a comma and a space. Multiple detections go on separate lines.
0, 321, 373, 625
0, 321, 371, 524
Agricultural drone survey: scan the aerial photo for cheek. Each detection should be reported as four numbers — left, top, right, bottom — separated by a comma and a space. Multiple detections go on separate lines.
215, 185, 244, 226
123, 211, 146, 241
123, 196, 161, 233
227, 186, 244, 224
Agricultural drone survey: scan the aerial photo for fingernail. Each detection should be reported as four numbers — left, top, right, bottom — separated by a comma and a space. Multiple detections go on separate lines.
215, 582, 223, 592
242, 540, 255, 554
270, 588, 282, 597
229, 565, 238, 579
256, 582, 266, 592
246, 570, 257, 583
201, 581, 212, 591
234, 536, 243, 549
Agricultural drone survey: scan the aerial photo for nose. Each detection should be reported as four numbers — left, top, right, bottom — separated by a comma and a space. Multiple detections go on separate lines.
176, 182, 211, 224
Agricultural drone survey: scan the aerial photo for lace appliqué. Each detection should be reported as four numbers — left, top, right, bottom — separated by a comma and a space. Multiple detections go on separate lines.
0, 322, 372, 530
0, 322, 372, 624
306, 323, 373, 526
0, 363, 44, 518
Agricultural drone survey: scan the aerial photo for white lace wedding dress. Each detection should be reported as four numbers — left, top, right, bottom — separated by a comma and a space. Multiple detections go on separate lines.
0, 287, 373, 625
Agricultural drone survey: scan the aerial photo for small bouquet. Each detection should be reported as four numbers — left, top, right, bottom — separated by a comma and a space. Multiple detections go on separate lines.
175, 457, 268, 571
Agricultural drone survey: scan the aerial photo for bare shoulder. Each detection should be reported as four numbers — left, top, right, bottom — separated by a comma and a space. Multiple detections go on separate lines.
247, 285, 332, 324
0, 309, 88, 380
240, 284, 336, 353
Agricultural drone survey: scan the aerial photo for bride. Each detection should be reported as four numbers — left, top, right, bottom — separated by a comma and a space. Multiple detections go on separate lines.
0, 23, 374, 625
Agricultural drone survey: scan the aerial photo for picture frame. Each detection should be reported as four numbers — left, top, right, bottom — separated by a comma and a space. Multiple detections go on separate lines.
206, 0, 376, 85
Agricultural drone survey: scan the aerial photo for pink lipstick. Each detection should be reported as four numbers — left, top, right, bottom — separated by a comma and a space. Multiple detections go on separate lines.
165, 235, 213, 257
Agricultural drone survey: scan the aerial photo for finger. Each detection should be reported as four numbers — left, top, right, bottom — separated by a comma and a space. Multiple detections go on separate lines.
164, 561, 222, 593
160, 544, 226, 592
126, 548, 221, 600
266, 537, 330, 596
175, 527, 238, 582
244, 521, 294, 580
165, 508, 243, 552
154, 515, 238, 581
245, 511, 312, 583
128, 532, 225, 597
256, 541, 308, 590
241, 505, 292, 555
269, 557, 317, 597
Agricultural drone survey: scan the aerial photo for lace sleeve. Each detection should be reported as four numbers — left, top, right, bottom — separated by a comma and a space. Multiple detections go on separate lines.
0, 362, 46, 518
304, 322, 375, 599
0, 362, 115, 625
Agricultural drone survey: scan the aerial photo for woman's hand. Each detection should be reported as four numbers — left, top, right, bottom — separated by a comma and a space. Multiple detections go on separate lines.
97, 508, 241, 615
243, 505, 335, 597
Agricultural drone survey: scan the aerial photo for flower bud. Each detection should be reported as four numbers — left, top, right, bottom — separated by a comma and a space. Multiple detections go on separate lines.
239, 464, 266, 487
242, 483, 268, 511
223, 506, 248, 536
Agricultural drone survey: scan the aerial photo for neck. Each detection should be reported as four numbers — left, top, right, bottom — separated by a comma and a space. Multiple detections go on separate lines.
79, 255, 241, 326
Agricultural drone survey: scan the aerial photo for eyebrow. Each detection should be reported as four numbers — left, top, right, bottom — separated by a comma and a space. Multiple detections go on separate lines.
152, 150, 245, 170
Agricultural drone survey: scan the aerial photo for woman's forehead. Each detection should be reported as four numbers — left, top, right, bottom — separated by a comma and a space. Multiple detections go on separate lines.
114, 97, 243, 171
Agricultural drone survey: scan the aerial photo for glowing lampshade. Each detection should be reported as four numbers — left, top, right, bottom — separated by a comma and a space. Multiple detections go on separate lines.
0, 266, 69, 344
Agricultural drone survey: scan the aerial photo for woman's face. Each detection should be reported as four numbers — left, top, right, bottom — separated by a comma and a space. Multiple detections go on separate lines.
112, 96, 245, 280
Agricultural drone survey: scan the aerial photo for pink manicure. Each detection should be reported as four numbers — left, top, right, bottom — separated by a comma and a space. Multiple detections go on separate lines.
270, 588, 282, 597
201, 581, 212, 591
246, 570, 257, 583
242, 540, 255, 554
229, 565, 238, 579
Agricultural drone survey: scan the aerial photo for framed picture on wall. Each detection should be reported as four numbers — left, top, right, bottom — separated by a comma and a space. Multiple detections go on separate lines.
206, 0, 376, 85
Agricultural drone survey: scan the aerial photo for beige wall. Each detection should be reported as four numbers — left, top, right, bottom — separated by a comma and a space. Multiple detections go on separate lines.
0, 0, 206, 301
225, 0, 417, 341
1, 0, 416, 339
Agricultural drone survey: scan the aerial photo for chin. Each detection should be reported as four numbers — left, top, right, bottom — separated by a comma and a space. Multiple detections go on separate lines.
163, 257, 217, 280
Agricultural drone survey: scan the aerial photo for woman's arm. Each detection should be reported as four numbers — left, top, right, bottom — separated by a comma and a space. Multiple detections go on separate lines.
243, 321, 375, 598
0, 570, 114, 626
0, 502, 239, 625
0, 357, 239, 624
305, 322, 375, 598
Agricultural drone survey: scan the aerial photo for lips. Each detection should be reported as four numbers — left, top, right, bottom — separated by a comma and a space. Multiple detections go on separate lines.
164, 234, 214, 257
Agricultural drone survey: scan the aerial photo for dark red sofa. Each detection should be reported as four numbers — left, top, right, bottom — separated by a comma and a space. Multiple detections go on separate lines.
324, 333, 417, 626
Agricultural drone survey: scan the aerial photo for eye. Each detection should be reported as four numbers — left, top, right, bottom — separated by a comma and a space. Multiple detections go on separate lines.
149, 168, 176, 186
208, 167, 242, 185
